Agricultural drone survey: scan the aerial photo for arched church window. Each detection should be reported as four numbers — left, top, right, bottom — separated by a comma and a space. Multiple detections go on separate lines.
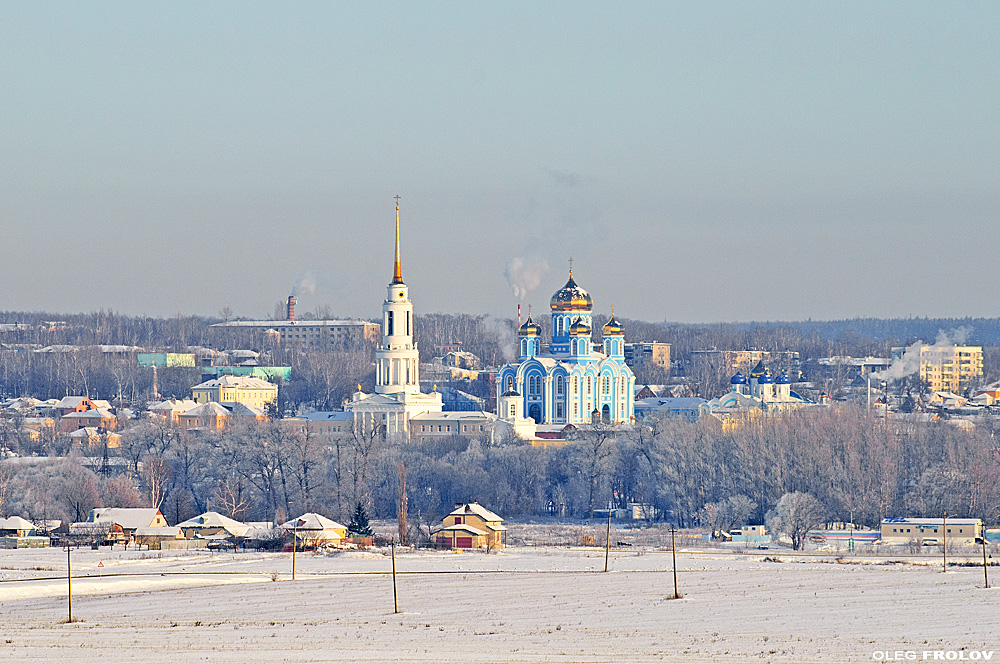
506, 376, 513, 391
573, 377, 579, 395
587, 377, 592, 395
556, 376, 564, 394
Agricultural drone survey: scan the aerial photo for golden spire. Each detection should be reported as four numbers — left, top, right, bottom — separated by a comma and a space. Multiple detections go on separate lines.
392, 195, 404, 285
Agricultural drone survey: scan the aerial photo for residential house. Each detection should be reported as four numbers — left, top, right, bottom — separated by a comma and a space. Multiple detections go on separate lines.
435, 502, 506, 549
191, 375, 278, 411
178, 402, 232, 431
280, 513, 348, 547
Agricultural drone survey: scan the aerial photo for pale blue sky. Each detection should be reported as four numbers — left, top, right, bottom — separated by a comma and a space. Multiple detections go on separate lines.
2, 3, 998, 322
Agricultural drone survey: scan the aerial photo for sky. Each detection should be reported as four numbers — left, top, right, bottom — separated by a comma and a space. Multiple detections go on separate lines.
2, 3, 999, 323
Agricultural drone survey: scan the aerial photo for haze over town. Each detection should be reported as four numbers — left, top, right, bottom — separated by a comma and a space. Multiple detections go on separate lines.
3, 3, 1000, 321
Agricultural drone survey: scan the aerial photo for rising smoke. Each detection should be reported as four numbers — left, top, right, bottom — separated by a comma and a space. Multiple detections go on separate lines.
870, 327, 973, 382
504, 257, 551, 300
291, 274, 317, 297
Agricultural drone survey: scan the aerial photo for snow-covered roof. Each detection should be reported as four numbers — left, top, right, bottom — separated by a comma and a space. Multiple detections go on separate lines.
88, 508, 163, 530
300, 411, 353, 422
64, 408, 115, 420
149, 399, 199, 413
134, 526, 181, 537
193, 375, 276, 390
280, 513, 347, 533
410, 411, 497, 422
0, 516, 35, 531
439, 523, 489, 536
882, 517, 981, 526
447, 502, 503, 523
176, 511, 250, 537
54, 396, 91, 409
181, 402, 232, 418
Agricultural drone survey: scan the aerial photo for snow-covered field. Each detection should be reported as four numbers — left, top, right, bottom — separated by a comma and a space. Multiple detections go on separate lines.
1, 543, 997, 663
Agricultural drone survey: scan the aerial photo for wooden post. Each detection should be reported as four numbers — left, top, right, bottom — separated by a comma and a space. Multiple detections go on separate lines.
942, 514, 947, 573
983, 536, 990, 589
604, 512, 611, 573
292, 519, 297, 581
66, 544, 73, 623
671, 526, 679, 600
391, 540, 399, 614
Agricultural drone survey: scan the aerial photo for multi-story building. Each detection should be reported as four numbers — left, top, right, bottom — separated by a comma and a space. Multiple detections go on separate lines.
690, 349, 800, 377
191, 375, 278, 410
624, 342, 671, 372
889, 344, 983, 392
210, 319, 380, 348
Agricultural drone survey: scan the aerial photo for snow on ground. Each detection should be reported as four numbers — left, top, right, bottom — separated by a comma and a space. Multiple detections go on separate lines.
1, 544, 997, 663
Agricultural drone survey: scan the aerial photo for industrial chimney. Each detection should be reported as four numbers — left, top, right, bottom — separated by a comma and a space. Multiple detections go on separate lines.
286, 295, 296, 322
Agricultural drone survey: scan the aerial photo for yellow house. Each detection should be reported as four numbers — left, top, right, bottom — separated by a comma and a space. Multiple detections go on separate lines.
191, 375, 278, 410
435, 502, 507, 549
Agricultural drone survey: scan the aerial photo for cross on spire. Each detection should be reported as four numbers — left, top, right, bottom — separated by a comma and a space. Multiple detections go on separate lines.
568, 256, 574, 278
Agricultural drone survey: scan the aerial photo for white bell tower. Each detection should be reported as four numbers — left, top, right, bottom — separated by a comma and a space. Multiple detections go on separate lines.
376, 196, 421, 395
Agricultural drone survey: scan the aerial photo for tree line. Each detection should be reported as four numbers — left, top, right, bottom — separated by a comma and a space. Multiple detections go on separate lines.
2, 406, 998, 539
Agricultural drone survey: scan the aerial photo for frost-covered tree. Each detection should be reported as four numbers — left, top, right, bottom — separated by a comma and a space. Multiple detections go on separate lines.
766, 492, 826, 550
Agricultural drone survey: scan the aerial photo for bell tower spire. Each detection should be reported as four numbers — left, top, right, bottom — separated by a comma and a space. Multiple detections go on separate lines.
392, 195, 404, 285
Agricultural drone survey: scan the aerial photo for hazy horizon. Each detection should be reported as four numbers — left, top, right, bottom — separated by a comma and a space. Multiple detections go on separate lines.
3, 3, 999, 323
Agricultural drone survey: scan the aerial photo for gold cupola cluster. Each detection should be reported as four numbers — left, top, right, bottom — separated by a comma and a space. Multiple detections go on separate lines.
549, 271, 593, 312
518, 314, 542, 337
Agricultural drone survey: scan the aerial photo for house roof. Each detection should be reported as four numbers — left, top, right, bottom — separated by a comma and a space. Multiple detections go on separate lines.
299, 411, 353, 422
882, 517, 981, 526
447, 502, 503, 523
176, 511, 250, 536
181, 402, 232, 418
54, 396, 91, 409
63, 408, 115, 420
149, 399, 199, 413
89, 508, 163, 530
439, 523, 489, 536
280, 513, 347, 532
134, 526, 182, 537
0, 516, 35, 530
192, 375, 276, 390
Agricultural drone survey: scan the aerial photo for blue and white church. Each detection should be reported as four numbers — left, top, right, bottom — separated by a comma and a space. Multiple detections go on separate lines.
497, 270, 635, 426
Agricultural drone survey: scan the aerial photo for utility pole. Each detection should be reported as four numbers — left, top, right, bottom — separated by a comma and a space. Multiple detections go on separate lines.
391, 540, 399, 614
942, 514, 947, 573
604, 511, 612, 573
291, 519, 297, 581
66, 544, 73, 623
982, 536, 990, 589
670, 526, 680, 600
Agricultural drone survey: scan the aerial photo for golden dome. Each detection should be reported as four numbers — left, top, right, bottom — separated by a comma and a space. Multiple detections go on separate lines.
518, 315, 541, 336
569, 316, 591, 336
602, 314, 624, 336
550, 272, 593, 312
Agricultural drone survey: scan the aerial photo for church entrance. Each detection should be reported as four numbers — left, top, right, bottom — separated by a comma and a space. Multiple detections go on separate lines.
529, 404, 541, 423
601, 404, 610, 423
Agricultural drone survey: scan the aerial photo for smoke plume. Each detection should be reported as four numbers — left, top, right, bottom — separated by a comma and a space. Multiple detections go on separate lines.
291, 274, 317, 297
871, 326, 974, 382
504, 257, 550, 300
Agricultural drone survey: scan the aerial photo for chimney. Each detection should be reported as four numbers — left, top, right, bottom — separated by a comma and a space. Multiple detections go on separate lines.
287, 295, 296, 322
